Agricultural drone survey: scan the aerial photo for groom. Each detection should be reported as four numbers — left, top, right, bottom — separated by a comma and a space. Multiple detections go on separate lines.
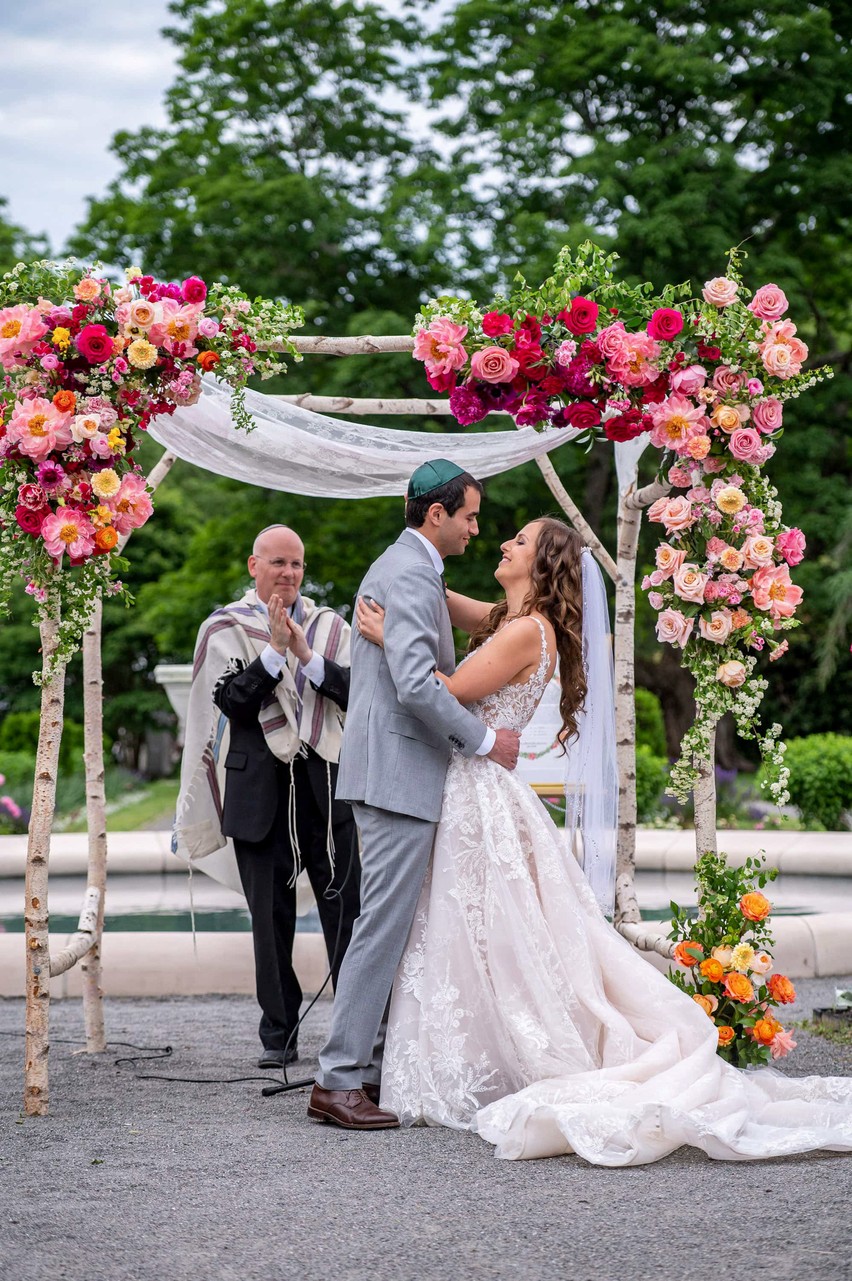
308, 459, 520, 1129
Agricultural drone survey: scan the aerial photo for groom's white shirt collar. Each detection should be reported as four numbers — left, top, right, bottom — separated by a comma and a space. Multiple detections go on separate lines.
407, 528, 444, 575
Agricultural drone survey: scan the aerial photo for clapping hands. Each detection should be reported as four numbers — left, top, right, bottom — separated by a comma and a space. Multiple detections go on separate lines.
268, 594, 312, 663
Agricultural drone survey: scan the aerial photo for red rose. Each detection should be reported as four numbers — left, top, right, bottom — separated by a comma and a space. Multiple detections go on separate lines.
539, 374, 567, 396
15, 504, 48, 535
641, 376, 669, 405
605, 409, 648, 442
76, 324, 114, 365
481, 311, 514, 337
647, 308, 684, 341
181, 275, 208, 304
559, 297, 599, 336
579, 340, 602, 362
513, 346, 548, 380
697, 340, 722, 361
561, 401, 602, 431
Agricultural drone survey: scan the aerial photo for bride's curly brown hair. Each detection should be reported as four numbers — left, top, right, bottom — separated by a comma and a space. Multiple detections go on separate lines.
467, 517, 587, 749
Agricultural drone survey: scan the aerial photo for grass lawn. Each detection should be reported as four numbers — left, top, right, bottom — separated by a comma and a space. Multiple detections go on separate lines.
60, 778, 180, 833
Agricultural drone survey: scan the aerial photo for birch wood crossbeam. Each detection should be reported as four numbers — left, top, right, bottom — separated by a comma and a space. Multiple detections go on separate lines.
267, 335, 416, 355
615, 921, 676, 960
271, 394, 497, 416
49, 886, 101, 976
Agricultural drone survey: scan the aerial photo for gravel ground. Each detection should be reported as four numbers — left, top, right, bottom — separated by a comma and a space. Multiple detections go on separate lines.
2, 979, 851, 1281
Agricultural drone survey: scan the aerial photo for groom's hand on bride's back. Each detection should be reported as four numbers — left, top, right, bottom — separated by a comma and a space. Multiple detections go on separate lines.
487, 728, 521, 771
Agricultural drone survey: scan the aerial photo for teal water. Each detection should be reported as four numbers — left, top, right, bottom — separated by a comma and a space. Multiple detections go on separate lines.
0, 907, 324, 934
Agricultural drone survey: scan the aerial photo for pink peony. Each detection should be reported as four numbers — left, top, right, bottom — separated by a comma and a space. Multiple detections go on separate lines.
728, 427, 763, 463
76, 323, 115, 364
699, 609, 733, 643
181, 276, 207, 304
750, 564, 803, 619
748, 284, 788, 322
673, 563, 708, 604
649, 394, 708, 452
41, 509, 96, 560
647, 308, 684, 341
669, 363, 707, 396
0, 304, 49, 368
413, 318, 469, 377
607, 331, 662, 387
470, 345, 520, 383
655, 608, 694, 649
481, 311, 514, 337
752, 397, 784, 434
702, 278, 739, 307
7, 396, 73, 461
108, 474, 154, 535
776, 527, 806, 566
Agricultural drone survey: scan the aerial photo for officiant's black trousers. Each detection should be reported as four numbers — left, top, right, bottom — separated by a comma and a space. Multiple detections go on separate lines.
234, 755, 361, 1052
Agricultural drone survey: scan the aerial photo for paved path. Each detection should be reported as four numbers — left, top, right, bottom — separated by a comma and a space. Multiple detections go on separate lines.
2, 981, 851, 1281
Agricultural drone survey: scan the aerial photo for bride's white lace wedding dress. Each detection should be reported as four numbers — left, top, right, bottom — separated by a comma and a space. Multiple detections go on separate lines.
381, 618, 852, 1165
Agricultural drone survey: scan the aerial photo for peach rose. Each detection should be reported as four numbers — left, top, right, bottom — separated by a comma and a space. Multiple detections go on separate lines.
699, 610, 733, 644
717, 660, 746, 688
470, 345, 520, 384
711, 946, 734, 968
699, 958, 724, 983
129, 299, 158, 330
673, 563, 708, 604
702, 278, 739, 307
693, 994, 715, 1016
660, 496, 698, 534
741, 534, 775, 568
655, 609, 695, 649
751, 951, 773, 975
717, 1026, 736, 1046
767, 974, 796, 1004
715, 486, 746, 514
723, 972, 755, 1003
710, 404, 742, 434
74, 277, 102, 303
740, 891, 771, 922
719, 546, 744, 572
673, 940, 703, 967
654, 543, 686, 578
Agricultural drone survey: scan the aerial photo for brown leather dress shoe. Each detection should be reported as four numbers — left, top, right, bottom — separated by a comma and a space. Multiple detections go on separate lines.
362, 1083, 380, 1105
307, 1084, 399, 1129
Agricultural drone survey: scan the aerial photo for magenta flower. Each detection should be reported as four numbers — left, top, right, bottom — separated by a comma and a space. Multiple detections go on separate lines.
448, 384, 489, 425
647, 308, 684, 342
181, 276, 208, 304
76, 324, 114, 365
35, 460, 68, 494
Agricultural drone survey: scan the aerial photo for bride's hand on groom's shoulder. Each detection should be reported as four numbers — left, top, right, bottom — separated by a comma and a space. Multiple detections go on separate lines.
356, 595, 385, 648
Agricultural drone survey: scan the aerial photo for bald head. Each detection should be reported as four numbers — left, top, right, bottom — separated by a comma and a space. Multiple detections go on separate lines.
248, 525, 305, 606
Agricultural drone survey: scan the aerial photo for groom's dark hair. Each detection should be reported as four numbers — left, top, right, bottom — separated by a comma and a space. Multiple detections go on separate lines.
405, 472, 483, 528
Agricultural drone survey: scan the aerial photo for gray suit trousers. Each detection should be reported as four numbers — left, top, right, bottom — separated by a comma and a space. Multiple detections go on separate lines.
316, 801, 435, 1091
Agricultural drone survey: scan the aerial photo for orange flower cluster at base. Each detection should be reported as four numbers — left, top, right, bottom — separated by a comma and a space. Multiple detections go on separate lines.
52, 389, 76, 414
197, 350, 220, 372
94, 527, 119, 553
751, 1016, 782, 1046
767, 974, 796, 1004
723, 972, 755, 1003
717, 1026, 735, 1046
740, 892, 771, 922
674, 940, 703, 967
699, 958, 724, 983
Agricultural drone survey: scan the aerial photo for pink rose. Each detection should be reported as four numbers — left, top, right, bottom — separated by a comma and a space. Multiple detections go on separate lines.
711, 365, 744, 396
775, 528, 806, 566
741, 534, 775, 568
673, 562, 708, 604
560, 297, 599, 336
660, 496, 699, 534
648, 591, 664, 609
596, 322, 627, 358
669, 363, 707, 396
750, 564, 803, 619
470, 345, 520, 384
647, 497, 671, 523
181, 276, 208, 304
655, 544, 686, 578
699, 609, 733, 643
746, 378, 764, 396
76, 324, 114, 364
647, 308, 684, 341
748, 284, 788, 322
728, 427, 763, 463
198, 317, 220, 338
656, 608, 695, 649
481, 311, 514, 337
702, 278, 739, 307
717, 660, 747, 687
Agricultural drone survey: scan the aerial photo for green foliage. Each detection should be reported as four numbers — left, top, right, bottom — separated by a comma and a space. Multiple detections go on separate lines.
668, 852, 786, 1068
770, 734, 852, 830
635, 689, 667, 758
0, 751, 37, 806
0, 712, 87, 775
635, 745, 669, 823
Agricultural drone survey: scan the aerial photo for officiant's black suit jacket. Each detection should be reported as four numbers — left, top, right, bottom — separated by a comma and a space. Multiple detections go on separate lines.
213, 655, 350, 843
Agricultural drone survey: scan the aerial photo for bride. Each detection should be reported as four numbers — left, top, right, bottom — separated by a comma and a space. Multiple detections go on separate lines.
356, 515, 852, 1166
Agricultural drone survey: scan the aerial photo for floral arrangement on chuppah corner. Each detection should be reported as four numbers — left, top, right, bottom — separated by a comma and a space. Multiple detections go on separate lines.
411, 241, 831, 805
669, 852, 798, 1067
0, 259, 304, 676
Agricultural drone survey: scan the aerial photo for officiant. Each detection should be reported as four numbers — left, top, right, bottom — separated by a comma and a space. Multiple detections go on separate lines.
188, 523, 360, 1070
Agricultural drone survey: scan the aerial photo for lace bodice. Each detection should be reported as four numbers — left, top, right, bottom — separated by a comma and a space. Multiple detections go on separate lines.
461, 616, 552, 735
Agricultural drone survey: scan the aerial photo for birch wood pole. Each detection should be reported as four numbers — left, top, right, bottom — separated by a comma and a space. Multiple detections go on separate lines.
24, 608, 67, 1116
693, 724, 718, 858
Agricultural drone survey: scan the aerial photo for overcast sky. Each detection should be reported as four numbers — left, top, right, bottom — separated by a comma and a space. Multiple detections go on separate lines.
0, 0, 178, 251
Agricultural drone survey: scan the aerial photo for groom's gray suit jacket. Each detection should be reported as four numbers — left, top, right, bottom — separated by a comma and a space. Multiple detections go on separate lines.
336, 529, 487, 821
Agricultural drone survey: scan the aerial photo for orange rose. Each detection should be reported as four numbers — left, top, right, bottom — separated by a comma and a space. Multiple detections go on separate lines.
94, 527, 119, 553
717, 1026, 735, 1046
740, 891, 771, 922
197, 350, 220, 372
767, 974, 796, 1004
723, 972, 755, 1003
52, 390, 76, 414
699, 958, 724, 983
693, 994, 714, 1016
674, 940, 704, 968
751, 1017, 777, 1045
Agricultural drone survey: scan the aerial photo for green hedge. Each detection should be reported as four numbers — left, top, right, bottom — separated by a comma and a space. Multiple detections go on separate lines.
636, 744, 670, 822
778, 734, 852, 830
635, 688, 668, 758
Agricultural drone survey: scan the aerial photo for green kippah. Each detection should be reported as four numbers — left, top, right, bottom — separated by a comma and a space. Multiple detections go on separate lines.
407, 458, 466, 500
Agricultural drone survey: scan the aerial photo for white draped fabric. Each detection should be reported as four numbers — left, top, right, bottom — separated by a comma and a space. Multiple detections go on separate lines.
148, 378, 581, 496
